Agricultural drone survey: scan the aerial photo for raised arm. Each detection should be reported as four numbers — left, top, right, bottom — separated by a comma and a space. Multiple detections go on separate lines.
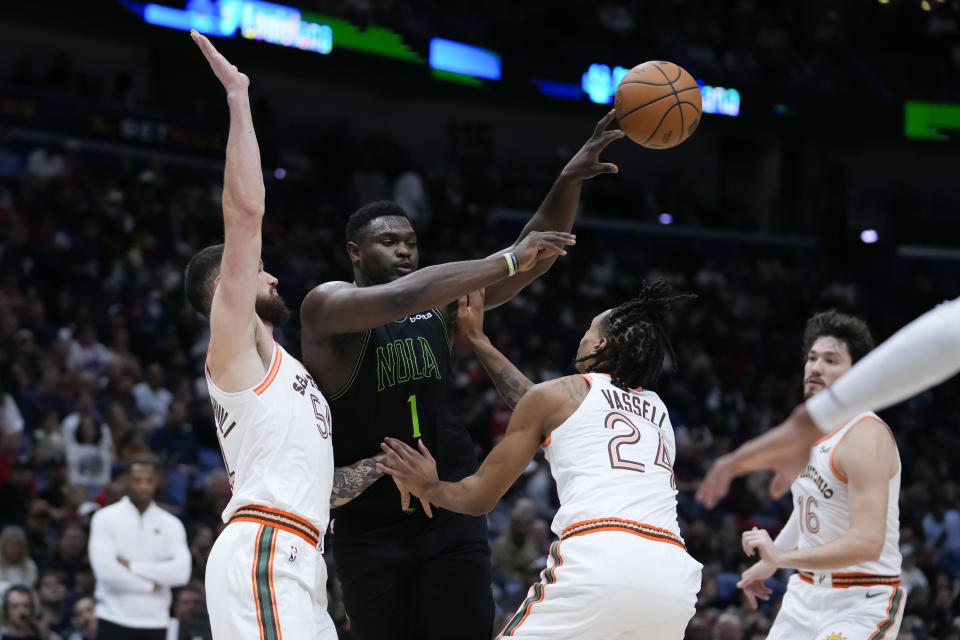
458, 289, 533, 410
301, 230, 575, 338
193, 31, 268, 391
483, 110, 624, 309
378, 382, 561, 515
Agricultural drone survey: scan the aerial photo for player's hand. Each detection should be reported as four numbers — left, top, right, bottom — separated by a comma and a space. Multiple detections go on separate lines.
561, 109, 625, 180
378, 438, 440, 501
393, 477, 433, 518
191, 30, 250, 94
513, 231, 576, 273
696, 404, 820, 508
457, 289, 486, 341
736, 559, 776, 609
742, 527, 784, 568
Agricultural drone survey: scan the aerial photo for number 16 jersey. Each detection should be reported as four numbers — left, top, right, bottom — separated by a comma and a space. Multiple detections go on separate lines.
791, 411, 901, 576
544, 372, 681, 541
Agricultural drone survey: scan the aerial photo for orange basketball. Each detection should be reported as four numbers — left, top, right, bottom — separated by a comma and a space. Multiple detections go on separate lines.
613, 61, 702, 149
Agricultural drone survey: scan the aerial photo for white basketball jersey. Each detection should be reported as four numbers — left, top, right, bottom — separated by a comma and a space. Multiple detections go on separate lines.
205, 343, 335, 535
791, 411, 901, 575
544, 373, 681, 539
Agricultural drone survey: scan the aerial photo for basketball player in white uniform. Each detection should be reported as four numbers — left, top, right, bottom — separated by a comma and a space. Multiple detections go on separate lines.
698, 296, 960, 508
184, 32, 386, 640
378, 282, 702, 639
737, 311, 904, 639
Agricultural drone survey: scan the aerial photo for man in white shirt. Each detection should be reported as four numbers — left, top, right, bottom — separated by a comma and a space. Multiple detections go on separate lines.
88, 457, 190, 640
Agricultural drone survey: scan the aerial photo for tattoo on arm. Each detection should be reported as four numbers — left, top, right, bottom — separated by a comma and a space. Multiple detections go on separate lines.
489, 363, 534, 410
330, 455, 384, 508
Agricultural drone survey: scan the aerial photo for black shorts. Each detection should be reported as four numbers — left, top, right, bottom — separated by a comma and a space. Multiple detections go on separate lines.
332, 512, 494, 640
96, 619, 166, 640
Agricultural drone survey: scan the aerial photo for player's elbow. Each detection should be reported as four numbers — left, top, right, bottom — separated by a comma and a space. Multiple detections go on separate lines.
223, 192, 265, 221
854, 532, 886, 563
385, 280, 420, 315
865, 538, 885, 562
463, 494, 496, 517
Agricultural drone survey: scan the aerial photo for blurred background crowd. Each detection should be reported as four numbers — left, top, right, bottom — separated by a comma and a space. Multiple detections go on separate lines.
2, 0, 960, 639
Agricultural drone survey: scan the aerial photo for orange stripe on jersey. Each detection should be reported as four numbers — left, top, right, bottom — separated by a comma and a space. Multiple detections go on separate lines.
577, 374, 592, 388
560, 517, 685, 550
798, 571, 900, 588
586, 372, 642, 392
828, 414, 887, 484
814, 425, 843, 445
254, 345, 283, 395
542, 433, 552, 447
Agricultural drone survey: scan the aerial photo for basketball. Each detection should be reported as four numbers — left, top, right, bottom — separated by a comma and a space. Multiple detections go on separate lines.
614, 61, 702, 149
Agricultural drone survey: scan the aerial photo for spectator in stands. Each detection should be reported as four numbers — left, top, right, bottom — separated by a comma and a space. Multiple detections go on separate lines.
131, 366, 171, 432
712, 610, 744, 640
64, 414, 113, 493
166, 588, 210, 640
0, 387, 24, 436
901, 544, 930, 595
0, 528, 37, 592
64, 598, 95, 640
0, 585, 46, 640
924, 496, 960, 577
36, 571, 69, 638
41, 526, 86, 590
21, 368, 71, 425
490, 498, 544, 584
65, 327, 114, 378
0, 465, 34, 530
147, 403, 195, 468
87, 457, 189, 640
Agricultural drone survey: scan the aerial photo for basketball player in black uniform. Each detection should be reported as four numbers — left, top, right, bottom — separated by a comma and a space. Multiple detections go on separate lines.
300, 112, 624, 640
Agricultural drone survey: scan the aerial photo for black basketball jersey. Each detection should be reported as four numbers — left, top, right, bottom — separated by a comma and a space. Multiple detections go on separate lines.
329, 307, 478, 527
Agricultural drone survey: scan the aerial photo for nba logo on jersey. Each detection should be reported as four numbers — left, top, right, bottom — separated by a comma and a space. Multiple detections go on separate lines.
289, 545, 298, 563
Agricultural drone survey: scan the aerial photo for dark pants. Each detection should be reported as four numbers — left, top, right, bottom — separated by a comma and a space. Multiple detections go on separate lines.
96, 619, 166, 640
334, 513, 494, 640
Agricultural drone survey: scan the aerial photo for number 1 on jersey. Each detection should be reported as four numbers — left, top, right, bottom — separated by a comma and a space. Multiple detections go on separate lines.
407, 394, 421, 438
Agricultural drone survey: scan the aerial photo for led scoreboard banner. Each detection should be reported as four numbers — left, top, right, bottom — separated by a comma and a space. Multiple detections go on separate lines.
128, 0, 334, 53
123, 2, 736, 112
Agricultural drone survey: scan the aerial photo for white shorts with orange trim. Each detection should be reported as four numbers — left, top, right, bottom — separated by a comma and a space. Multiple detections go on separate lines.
769, 574, 905, 640
498, 523, 701, 639
206, 518, 337, 640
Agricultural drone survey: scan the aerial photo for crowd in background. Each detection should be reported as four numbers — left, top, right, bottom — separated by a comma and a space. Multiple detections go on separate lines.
1, 118, 960, 639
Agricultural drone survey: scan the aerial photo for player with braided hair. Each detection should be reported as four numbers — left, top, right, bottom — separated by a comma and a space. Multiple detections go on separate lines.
378, 280, 702, 639
573, 279, 694, 392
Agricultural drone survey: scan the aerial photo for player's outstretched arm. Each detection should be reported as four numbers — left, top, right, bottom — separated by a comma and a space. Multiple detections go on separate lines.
192, 31, 267, 390
378, 382, 557, 515
698, 295, 960, 508
696, 404, 823, 508
301, 231, 574, 339
484, 110, 625, 310
458, 289, 534, 409
806, 295, 960, 429
741, 418, 896, 571
330, 454, 385, 508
